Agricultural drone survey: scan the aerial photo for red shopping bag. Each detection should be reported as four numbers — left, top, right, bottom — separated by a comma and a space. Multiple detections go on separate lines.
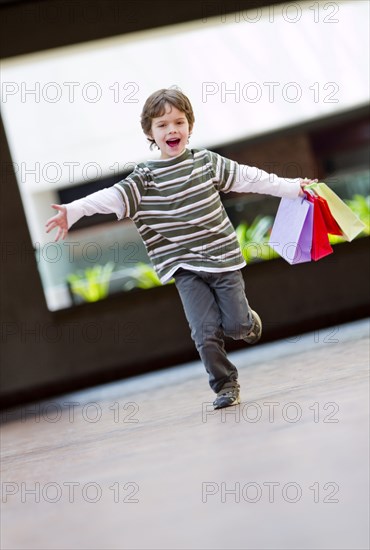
305, 192, 333, 261
316, 195, 342, 236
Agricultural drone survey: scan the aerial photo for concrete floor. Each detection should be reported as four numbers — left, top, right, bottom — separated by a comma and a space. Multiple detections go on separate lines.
1, 319, 369, 550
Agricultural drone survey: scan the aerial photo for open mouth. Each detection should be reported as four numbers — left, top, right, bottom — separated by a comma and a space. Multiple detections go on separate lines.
166, 138, 180, 148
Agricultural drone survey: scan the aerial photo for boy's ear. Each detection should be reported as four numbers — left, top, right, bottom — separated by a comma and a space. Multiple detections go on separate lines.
145, 132, 157, 148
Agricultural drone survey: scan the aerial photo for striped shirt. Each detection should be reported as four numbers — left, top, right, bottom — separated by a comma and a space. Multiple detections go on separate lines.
113, 148, 244, 282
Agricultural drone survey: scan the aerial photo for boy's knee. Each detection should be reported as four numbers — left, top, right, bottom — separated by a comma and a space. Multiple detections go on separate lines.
223, 321, 251, 340
191, 322, 222, 347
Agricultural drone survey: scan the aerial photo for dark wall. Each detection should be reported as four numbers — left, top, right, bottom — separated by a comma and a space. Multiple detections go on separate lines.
0, 0, 285, 58
1, 0, 369, 408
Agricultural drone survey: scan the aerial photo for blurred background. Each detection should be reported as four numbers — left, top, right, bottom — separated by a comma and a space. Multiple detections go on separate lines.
1, 0, 369, 407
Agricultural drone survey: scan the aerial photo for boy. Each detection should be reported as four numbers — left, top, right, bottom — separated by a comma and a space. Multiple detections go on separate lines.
46, 87, 316, 409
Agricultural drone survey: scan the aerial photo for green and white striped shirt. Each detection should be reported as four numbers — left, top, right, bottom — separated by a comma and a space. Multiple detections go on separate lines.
114, 148, 245, 282
65, 148, 301, 282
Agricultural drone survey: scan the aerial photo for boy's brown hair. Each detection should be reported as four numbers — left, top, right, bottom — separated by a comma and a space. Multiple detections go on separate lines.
140, 87, 195, 149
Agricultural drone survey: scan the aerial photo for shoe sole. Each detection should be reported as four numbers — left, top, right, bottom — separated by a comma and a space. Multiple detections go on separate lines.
213, 396, 241, 410
244, 309, 262, 344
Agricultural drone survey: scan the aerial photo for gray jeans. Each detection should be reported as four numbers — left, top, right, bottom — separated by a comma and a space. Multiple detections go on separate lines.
173, 268, 253, 393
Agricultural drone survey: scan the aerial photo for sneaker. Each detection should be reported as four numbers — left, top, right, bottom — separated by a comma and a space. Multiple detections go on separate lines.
213, 383, 240, 410
244, 308, 262, 344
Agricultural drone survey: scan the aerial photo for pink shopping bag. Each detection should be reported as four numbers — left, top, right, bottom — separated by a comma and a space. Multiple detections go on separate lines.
269, 196, 313, 264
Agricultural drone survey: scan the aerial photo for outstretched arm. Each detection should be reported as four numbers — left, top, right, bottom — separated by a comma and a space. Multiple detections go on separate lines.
232, 164, 317, 198
45, 186, 125, 242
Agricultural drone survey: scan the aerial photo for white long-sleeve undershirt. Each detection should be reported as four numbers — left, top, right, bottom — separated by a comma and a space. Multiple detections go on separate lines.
232, 164, 301, 197
64, 186, 125, 229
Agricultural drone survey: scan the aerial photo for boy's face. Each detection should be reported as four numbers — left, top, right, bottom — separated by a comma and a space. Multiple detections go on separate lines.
148, 104, 191, 159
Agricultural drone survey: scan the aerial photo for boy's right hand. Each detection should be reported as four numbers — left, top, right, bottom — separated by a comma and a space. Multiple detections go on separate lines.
45, 204, 68, 241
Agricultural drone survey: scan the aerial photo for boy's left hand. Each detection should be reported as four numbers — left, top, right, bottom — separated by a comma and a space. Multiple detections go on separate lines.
299, 178, 318, 197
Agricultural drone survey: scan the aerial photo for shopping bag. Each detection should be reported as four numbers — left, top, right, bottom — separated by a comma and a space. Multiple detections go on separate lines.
269, 196, 313, 264
315, 195, 342, 236
305, 192, 333, 261
307, 182, 365, 241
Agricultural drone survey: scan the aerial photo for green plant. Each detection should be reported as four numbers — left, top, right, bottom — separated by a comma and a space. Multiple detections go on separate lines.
328, 233, 346, 244
345, 194, 370, 235
235, 216, 278, 263
122, 262, 174, 290
67, 262, 115, 302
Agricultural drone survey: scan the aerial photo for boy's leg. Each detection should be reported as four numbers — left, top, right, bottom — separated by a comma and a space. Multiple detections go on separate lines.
173, 269, 238, 394
208, 269, 254, 341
